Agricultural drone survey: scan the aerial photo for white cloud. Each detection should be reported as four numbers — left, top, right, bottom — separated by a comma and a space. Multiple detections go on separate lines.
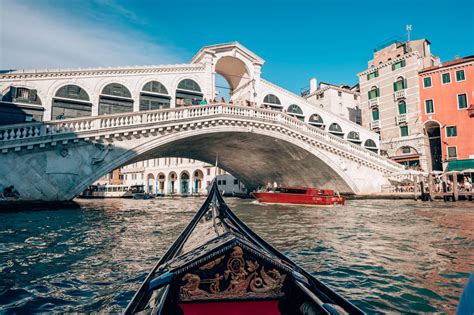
0, 0, 186, 70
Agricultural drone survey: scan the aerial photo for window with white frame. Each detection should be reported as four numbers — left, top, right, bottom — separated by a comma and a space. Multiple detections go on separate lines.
423, 77, 432, 88
442, 73, 451, 84
455, 70, 465, 82
457, 93, 468, 109
447, 146, 457, 159
446, 126, 457, 137
425, 99, 434, 114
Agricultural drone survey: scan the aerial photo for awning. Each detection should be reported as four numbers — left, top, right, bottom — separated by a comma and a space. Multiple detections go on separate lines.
391, 154, 420, 163
447, 159, 474, 172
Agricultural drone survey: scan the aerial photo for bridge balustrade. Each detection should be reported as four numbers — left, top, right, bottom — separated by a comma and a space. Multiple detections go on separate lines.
0, 103, 402, 171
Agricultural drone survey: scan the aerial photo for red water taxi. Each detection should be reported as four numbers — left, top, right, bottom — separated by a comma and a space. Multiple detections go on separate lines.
252, 187, 345, 206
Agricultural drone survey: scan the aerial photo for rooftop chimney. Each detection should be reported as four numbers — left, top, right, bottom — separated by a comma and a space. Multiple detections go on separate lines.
310, 78, 318, 93
455, 55, 460, 60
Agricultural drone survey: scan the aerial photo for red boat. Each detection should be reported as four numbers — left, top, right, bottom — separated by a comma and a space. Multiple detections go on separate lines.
252, 187, 345, 206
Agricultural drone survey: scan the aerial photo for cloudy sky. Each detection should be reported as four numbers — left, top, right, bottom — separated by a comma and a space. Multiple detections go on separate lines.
1, 0, 473, 93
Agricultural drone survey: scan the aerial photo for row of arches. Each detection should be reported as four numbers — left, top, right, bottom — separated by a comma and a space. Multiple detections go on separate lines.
4, 79, 203, 120
146, 169, 205, 194
260, 93, 378, 151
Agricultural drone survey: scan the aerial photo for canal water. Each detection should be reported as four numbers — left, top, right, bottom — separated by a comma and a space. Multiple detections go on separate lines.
0, 198, 473, 313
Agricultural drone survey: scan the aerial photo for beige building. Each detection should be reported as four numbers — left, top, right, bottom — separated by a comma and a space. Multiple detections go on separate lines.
357, 39, 440, 170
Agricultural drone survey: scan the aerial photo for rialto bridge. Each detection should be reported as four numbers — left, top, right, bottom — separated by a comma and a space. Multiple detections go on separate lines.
0, 42, 403, 202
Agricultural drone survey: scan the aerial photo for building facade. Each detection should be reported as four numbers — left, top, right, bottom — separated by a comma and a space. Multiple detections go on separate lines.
358, 39, 440, 170
121, 158, 245, 196
419, 56, 474, 171
302, 78, 361, 126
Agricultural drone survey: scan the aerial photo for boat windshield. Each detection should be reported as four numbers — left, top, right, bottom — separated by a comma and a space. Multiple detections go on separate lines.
280, 188, 307, 194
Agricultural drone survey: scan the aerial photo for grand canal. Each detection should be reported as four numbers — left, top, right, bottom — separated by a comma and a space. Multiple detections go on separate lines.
0, 197, 473, 313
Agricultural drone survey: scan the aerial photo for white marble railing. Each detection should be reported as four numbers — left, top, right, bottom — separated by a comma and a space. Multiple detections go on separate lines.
0, 104, 402, 170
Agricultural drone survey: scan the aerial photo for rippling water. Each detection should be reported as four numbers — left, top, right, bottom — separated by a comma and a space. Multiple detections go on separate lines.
0, 198, 473, 313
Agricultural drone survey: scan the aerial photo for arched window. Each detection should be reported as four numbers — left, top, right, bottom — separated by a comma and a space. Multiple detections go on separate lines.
262, 94, 282, 111
139, 81, 170, 111
2, 86, 44, 123
308, 114, 324, 128
393, 76, 407, 92
52, 85, 91, 119
287, 104, 304, 121
368, 86, 379, 100
176, 79, 203, 107
398, 101, 407, 114
347, 131, 362, 144
328, 123, 344, 138
99, 83, 133, 115
364, 139, 378, 153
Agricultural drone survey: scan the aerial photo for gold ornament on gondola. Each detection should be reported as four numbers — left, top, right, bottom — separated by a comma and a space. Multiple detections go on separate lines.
179, 246, 286, 301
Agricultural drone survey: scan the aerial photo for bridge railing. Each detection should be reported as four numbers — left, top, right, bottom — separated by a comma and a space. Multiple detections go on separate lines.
0, 103, 402, 170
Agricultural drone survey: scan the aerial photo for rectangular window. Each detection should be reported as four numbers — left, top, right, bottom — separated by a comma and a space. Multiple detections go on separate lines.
400, 126, 409, 137
457, 93, 468, 109
222, 180, 227, 185
398, 102, 407, 114
367, 70, 379, 80
393, 80, 406, 91
372, 109, 379, 121
446, 126, 457, 137
207, 168, 211, 175
425, 99, 434, 114
447, 146, 457, 159
234, 179, 238, 185
392, 60, 406, 71
353, 94, 357, 100
423, 77, 432, 88
442, 73, 451, 84
455, 70, 465, 81
217, 180, 221, 185
338, 91, 342, 97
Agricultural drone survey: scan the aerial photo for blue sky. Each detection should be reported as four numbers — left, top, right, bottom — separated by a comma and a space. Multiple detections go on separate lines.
1, 0, 473, 94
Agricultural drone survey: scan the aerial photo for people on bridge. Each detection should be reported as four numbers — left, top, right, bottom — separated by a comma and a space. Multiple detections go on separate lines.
220, 97, 225, 103
191, 98, 199, 105
200, 98, 208, 105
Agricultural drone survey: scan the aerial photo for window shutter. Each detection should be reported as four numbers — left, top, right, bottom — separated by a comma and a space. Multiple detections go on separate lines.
404, 79, 408, 89
376, 88, 380, 97
393, 82, 397, 92
401, 60, 406, 67
29, 89, 37, 102
10, 86, 17, 101
366, 74, 370, 80
392, 64, 395, 71
375, 70, 379, 77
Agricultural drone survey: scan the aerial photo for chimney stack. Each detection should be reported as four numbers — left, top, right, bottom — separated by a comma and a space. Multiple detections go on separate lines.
310, 78, 318, 93
455, 55, 460, 60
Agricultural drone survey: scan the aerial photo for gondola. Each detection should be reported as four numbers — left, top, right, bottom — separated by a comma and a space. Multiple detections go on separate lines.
125, 181, 364, 314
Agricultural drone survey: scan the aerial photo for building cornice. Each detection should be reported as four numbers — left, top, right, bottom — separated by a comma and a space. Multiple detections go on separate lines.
0, 64, 205, 80
357, 51, 421, 77
418, 60, 474, 76
303, 85, 360, 99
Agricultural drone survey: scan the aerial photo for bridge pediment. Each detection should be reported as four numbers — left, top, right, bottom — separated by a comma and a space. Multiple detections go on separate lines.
191, 42, 265, 66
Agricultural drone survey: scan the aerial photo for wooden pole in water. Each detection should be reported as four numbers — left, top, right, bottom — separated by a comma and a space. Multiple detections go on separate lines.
414, 175, 418, 200
453, 173, 458, 202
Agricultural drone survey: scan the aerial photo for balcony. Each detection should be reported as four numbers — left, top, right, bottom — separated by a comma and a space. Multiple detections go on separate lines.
370, 120, 380, 130
393, 89, 406, 100
396, 114, 407, 125
368, 98, 379, 108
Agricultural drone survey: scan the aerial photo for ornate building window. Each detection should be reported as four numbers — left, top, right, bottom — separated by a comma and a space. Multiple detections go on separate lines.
52, 85, 91, 119
287, 104, 304, 121
176, 79, 202, 107
262, 94, 282, 111
364, 139, 378, 153
308, 114, 324, 129
347, 131, 362, 145
99, 83, 133, 115
328, 123, 344, 138
140, 81, 170, 111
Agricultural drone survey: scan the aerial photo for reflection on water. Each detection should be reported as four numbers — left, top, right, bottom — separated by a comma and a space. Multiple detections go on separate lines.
0, 198, 473, 313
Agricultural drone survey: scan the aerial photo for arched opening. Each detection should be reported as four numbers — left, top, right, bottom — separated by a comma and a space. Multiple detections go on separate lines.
1, 86, 44, 124
364, 139, 378, 153
287, 104, 304, 121
175, 79, 203, 107
424, 121, 442, 171
99, 83, 133, 115
368, 86, 379, 100
308, 114, 324, 129
328, 123, 344, 138
157, 173, 166, 194
347, 131, 362, 145
180, 171, 190, 195
52, 85, 91, 119
193, 169, 204, 194
140, 81, 171, 111
393, 76, 407, 92
214, 56, 251, 105
146, 173, 155, 194
168, 172, 177, 194
393, 145, 420, 169
262, 94, 282, 111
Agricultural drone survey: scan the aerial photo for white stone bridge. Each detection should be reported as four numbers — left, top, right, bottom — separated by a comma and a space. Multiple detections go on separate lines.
0, 104, 403, 202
